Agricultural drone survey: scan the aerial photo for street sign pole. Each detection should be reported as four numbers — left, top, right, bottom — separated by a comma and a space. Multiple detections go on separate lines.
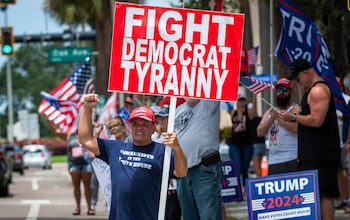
2, 5, 14, 143
6, 57, 13, 143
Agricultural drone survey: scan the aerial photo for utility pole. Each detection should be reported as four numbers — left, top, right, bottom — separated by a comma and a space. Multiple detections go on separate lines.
1, 5, 14, 143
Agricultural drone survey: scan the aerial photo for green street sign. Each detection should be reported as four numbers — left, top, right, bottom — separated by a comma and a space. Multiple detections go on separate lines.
48, 47, 92, 63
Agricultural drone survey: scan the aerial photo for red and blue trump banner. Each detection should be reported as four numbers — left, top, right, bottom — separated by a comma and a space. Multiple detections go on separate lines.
109, 3, 244, 101
246, 170, 320, 220
275, 0, 346, 117
221, 161, 243, 202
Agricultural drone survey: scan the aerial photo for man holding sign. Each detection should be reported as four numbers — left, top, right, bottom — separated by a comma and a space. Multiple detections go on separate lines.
107, 2, 244, 219
78, 94, 188, 220
109, 3, 244, 101
174, 99, 223, 219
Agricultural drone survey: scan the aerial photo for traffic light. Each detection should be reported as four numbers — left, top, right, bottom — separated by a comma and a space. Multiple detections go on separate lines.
1, 27, 15, 56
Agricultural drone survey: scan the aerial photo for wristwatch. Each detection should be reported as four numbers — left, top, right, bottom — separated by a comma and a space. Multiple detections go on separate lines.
291, 113, 297, 122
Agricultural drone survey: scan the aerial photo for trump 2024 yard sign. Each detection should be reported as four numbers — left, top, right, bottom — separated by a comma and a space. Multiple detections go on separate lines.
108, 3, 244, 101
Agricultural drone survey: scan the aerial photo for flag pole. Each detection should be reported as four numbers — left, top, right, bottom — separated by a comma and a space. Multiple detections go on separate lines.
269, 0, 274, 107
261, 96, 278, 112
158, 96, 177, 220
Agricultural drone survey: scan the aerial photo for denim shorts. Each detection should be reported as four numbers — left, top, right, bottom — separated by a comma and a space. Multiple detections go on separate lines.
253, 143, 267, 157
68, 164, 92, 172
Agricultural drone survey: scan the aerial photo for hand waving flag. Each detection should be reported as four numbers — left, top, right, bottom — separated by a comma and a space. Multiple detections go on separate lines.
240, 76, 275, 94
38, 57, 92, 133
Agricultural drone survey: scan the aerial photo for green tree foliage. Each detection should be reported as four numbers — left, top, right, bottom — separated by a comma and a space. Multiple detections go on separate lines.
44, 0, 101, 31
44, 0, 113, 97
0, 43, 82, 138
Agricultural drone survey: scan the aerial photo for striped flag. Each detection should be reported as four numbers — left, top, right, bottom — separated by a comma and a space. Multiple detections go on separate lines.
83, 78, 95, 95
240, 76, 275, 94
38, 57, 92, 133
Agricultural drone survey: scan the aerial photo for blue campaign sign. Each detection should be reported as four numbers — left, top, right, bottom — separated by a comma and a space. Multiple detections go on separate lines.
221, 161, 243, 202
251, 73, 278, 84
245, 170, 320, 220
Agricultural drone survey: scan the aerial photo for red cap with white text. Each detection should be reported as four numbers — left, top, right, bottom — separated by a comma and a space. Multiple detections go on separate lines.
128, 106, 155, 123
275, 78, 292, 89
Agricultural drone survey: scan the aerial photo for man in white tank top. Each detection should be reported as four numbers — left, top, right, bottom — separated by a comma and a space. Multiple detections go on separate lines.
257, 78, 300, 174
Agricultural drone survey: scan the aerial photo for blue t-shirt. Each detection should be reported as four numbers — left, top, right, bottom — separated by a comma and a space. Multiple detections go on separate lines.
97, 138, 174, 220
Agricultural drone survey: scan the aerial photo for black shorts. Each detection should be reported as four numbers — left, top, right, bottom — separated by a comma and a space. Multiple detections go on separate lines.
268, 159, 299, 175
298, 160, 339, 198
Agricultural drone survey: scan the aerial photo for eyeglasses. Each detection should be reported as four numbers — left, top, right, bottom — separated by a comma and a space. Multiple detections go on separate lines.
108, 123, 122, 130
276, 87, 289, 93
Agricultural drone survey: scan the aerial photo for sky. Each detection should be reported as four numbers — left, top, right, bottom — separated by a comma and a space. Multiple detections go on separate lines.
0, 0, 174, 66
0, 0, 69, 65
1, 0, 67, 35
0, 0, 174, 114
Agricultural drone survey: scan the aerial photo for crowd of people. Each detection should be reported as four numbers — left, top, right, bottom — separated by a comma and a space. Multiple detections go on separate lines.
42, 58, 350, 219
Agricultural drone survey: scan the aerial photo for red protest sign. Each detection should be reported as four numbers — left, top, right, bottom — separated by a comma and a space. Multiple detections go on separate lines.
109, 3, 244, 101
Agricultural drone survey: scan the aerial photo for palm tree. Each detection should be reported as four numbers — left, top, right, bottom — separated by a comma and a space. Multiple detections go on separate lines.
44, 0, 113, 97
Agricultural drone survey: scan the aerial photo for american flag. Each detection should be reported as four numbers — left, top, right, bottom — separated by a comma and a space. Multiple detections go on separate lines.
240, 76, 274, 94
38, 57, 92, 133
83, 78, 95, 95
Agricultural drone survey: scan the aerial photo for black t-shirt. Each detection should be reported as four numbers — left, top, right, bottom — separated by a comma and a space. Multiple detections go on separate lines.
226, 110, 253, 146
250, 116, 265, 144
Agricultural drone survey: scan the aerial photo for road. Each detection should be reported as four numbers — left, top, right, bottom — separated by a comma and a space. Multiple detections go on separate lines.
0, 163, 108, 220
1, 162, 350, 219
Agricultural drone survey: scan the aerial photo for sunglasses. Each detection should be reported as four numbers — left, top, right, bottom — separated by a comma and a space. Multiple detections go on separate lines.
108, 123, 123, 130
276, 87, 289, 93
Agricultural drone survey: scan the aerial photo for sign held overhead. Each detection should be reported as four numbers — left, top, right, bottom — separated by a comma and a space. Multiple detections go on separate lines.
109, 3, 244, 101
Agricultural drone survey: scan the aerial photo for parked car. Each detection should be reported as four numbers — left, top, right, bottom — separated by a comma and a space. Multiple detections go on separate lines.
1, 144, 24, 175
23, 144, 52, 169
0, 148, 12, 196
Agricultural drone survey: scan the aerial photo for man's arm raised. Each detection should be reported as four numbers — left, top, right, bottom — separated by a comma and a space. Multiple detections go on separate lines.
78, 94, 100, 156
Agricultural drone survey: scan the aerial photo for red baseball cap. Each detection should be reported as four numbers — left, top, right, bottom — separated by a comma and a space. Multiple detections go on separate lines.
275, 78, 292, 89
158, 97, 185, 107
129, 106, 155, 123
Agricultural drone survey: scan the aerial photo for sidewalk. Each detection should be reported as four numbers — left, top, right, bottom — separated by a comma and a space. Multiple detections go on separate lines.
224, 200, 248, 220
